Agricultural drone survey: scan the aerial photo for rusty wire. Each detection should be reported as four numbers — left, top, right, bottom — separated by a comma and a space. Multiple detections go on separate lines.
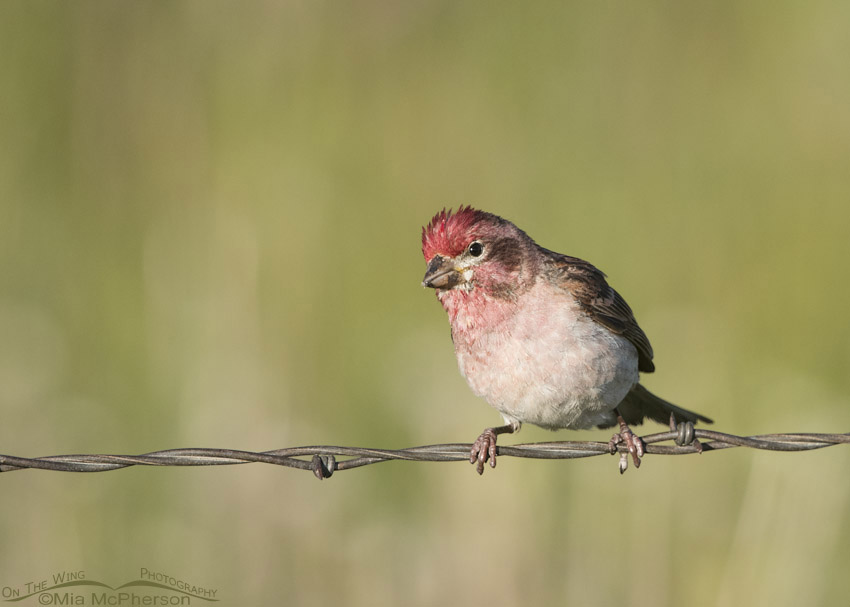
1, 429, 848, 480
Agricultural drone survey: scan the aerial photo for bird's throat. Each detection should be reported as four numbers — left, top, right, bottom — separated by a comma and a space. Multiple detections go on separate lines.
438, 287, 519, 338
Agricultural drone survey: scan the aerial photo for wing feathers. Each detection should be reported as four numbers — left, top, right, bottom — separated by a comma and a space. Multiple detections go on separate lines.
544, 251, 656, 373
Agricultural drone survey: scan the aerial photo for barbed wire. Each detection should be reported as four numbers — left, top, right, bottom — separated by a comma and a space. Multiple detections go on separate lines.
1, 429, 847, 479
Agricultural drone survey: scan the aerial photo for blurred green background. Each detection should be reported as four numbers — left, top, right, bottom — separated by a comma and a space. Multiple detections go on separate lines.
2, 1, 849, 605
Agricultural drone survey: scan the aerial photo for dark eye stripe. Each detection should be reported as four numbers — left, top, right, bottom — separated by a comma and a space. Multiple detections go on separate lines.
485, 237, 522, 271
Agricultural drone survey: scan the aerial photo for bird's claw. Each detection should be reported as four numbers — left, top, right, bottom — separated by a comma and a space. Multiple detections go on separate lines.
470, 428, 499, 475
617, 452, 629, 474
608, 424, 645, 474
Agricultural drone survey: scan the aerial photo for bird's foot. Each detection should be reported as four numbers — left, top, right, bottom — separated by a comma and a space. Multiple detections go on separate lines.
469, 422, 519, 475
608, 412, 645, 474
670, 413, 703, 453
470, 428, 499, 475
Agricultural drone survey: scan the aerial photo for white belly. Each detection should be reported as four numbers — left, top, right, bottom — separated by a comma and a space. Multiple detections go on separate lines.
452, 283, 639, 430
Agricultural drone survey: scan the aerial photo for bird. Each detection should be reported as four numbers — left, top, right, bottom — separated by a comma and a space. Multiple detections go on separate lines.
420, 206, 712, 474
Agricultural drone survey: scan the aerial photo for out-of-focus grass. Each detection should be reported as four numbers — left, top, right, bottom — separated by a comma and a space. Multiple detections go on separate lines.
1, 2, 849, 606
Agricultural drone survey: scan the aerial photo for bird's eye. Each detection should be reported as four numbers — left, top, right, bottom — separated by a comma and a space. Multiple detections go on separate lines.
468, 241, 484, 257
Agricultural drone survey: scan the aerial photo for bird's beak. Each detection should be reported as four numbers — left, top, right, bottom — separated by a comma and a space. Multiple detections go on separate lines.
422, 255, 461, 289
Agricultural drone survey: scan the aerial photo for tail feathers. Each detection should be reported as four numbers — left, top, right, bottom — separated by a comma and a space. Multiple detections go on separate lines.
611, 383, 713, 428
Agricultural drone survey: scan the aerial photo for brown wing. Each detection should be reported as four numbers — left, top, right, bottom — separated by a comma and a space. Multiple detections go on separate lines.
544, 251, 655, 373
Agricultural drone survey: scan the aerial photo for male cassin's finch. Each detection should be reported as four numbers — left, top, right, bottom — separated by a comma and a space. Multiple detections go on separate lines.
421, 207, 712, 474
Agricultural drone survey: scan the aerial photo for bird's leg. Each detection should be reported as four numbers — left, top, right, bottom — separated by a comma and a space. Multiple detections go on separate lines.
608, 410, 645, 474
470, 421, 520, 475
670, 413, 703, 453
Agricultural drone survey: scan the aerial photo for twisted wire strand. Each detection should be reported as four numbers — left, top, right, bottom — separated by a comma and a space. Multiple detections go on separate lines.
1, 430, 847, 479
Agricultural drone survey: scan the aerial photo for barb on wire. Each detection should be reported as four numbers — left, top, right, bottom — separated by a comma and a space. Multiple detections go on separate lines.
1, 429, 848, 480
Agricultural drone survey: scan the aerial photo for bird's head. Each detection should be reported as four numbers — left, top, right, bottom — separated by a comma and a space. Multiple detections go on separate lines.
421, 207, 537, 299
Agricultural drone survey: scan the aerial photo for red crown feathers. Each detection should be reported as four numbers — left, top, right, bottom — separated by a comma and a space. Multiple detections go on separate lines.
421, 206, 485, 261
